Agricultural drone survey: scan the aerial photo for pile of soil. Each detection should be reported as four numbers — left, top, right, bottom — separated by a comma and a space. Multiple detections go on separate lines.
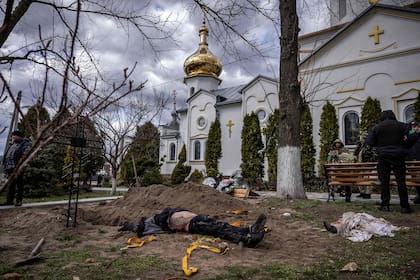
80, 182, 253, 226
0, 183, 336, 277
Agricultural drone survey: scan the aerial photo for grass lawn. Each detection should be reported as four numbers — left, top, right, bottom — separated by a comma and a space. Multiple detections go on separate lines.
1, 195, 419, 279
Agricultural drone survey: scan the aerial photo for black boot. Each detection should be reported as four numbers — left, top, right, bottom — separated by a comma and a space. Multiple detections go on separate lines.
249, 214, 266, 233
378, 205, 390, 212
118, 222, 136, 232
401, 207, 414, 214
323, 222, 337, 234
243, 231, 265, 247
189, 215, 248, 244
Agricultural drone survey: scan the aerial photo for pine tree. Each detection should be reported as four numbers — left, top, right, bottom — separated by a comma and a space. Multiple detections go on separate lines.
16, 103, 80, 197
205, 119, 221, 177
241, 112, 264, 186
121, 121, 160, 185
264, 109, 279, 186
18, 101, 50, 138
300, 103, 315, 181
413, 92, 420, 122
318, 101, 338, 176
360, 97, 381, 133
23, 143, 66, 197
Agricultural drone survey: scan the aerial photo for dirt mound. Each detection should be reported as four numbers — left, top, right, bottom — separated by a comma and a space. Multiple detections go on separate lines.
80, 182, 253, 226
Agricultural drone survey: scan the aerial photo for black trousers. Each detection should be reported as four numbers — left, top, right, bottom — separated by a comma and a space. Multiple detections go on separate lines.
188, 215, 249, 243
6, 174, 24, 204
377, 154, 409, 208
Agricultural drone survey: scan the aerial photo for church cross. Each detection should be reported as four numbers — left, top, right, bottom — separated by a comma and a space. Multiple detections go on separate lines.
368, 25, 384, 45
172, 90, 177, 111
226, 120, 235, 138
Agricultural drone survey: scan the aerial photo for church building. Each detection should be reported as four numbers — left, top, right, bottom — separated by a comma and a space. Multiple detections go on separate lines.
300, 2, 419, 160
159, 1, 420, 178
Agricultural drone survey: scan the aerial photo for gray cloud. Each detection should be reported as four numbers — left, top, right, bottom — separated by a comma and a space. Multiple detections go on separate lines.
0, 0, 328, 155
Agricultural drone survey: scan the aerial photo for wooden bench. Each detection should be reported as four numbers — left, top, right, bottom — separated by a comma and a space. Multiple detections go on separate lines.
324, 161, 420, 202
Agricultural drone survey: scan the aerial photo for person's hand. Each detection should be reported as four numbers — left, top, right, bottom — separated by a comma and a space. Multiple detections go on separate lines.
118, 222, 135, 232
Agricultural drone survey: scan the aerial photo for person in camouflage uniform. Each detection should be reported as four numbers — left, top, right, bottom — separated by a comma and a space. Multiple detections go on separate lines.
327, 139, 353, 202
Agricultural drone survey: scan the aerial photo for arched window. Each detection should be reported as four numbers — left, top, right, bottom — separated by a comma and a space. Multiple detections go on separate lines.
405, 104, 414, 123
194, 140, 201, 160
170, 143, 176, 161
339, 0, 347, 20
344, 111, 359, 145
190, 87, 195, 96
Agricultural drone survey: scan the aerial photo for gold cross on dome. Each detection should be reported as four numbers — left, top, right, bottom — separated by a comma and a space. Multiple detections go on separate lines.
226, 120, 235, 138
368, 25, 384, 45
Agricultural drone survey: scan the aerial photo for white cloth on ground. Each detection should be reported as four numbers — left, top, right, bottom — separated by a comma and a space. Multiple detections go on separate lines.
336, 212, 400, 242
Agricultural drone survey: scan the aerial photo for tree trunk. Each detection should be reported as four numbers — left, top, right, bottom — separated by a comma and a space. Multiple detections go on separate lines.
111, 171, 117, 195
277, 0, 306, 199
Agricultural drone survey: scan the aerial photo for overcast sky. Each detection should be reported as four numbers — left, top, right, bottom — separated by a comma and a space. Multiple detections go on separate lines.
0, 0, 329, 156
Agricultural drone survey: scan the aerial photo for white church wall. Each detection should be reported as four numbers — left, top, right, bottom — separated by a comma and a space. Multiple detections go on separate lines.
186, 92, 216, 172
304, 50, 419, 174
329, 0, 417, 27
242, 78, 279, 119
301, 10, 420, 73
189, 97, 216, 138
218, 103, 243, 177
184, 76, 221, 97
299, 28, 341, 62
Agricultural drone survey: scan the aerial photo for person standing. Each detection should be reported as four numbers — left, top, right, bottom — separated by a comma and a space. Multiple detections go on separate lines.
366, 110, 413, 213
353, 131, 377, 199
2, 130, 31, 206
406, 121, 420, 204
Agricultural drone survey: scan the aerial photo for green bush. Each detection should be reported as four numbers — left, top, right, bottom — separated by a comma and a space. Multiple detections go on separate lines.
360, 97, 381, 133
264, 109, 279, 187
205, 119, 222, 176
206, 167, 218, 178
189, 169, 204, 183
241, 112, 264, 186
142, 167, 163, 186
318, 101, 338, 176
171, 144, 191, 184
300, 103, 316, 182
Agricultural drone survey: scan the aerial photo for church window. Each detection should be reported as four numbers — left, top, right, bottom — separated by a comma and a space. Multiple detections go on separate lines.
197, 116, 206, 129
344, 111, 359, 145
257, 109, 266, 121
169, 143, 176, 161
339, 0, 347, 20
405, 104, 414, 123
190, 87, 195, 95
194, 140, 201, 160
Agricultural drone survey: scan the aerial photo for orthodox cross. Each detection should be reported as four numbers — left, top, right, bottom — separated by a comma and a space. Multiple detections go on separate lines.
226, 120, 235, 138
172, 90, 177, 111
368, 25, 384, 45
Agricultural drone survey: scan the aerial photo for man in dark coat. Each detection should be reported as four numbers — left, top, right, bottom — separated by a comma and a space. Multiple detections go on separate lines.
119, 208, 267, 248
406, 121, 420, 204
366, 110, 413, 213
2, 130, 31, 206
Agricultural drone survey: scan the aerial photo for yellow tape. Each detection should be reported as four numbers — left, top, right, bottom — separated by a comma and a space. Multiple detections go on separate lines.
226, 210, 248, 215
121, 236, 156, 250
229, 221, 247, 227
182, 237, 229, 276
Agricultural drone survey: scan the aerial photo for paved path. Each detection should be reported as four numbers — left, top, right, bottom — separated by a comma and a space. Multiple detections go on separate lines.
257, 191, 414, 205
0, 196, 122, 210
0, 189, 416, 210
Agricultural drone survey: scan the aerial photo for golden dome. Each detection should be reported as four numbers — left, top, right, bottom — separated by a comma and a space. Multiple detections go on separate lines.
184, 19, 222, 78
